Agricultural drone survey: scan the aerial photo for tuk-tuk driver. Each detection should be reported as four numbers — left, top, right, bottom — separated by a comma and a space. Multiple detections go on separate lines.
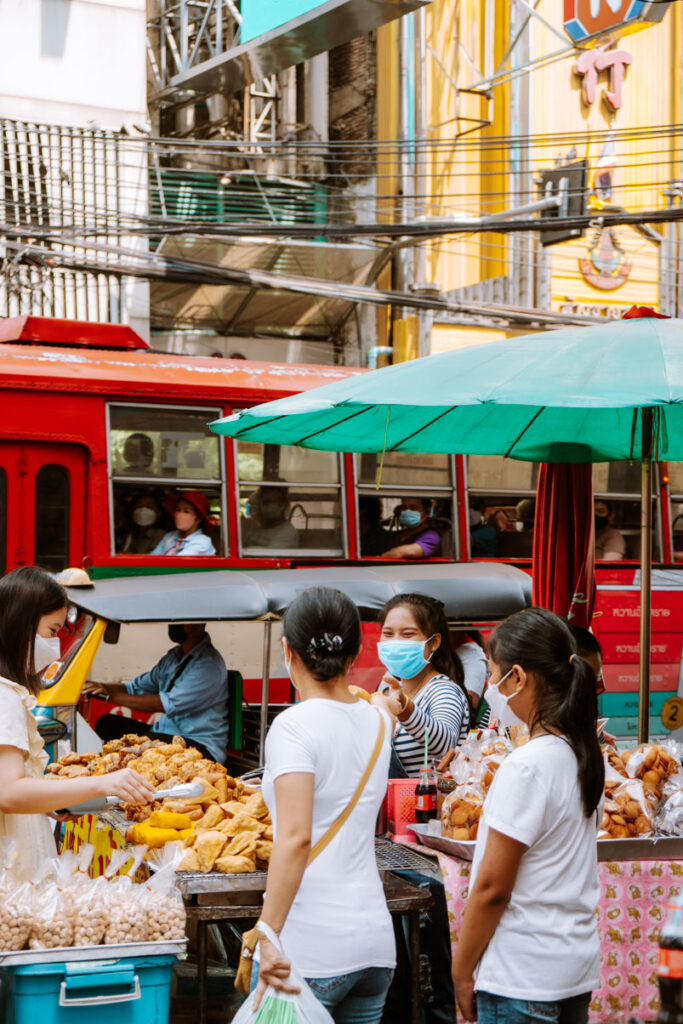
83, 623, 228, 764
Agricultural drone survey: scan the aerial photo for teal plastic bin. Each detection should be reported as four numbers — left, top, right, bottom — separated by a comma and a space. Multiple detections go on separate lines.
1, 955, 176, 1024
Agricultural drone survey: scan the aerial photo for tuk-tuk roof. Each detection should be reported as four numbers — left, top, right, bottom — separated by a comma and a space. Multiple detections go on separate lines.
67, 563, 531, 624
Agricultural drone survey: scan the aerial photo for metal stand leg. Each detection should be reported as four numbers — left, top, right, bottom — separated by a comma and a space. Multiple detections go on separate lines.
408, 910, 421, 1024
198, 918, 207, 1024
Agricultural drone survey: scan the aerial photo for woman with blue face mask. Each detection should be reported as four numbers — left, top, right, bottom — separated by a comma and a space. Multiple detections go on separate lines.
383, 497, 442, 559
371, 593, 470, 778
452, 607, 604, 1024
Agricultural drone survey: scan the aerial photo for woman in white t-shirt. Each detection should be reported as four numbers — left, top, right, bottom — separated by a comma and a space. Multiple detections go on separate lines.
0, 567, 156, 879
452, 607, 604, 1024
253, 586, 396, 1023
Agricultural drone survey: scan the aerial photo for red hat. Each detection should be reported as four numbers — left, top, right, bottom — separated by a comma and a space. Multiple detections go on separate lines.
168, 490, 218, 526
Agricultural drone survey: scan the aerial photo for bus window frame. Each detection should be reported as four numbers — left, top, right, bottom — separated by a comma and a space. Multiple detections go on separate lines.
106, 401, 228, 558
233, 443, 348, 559
354, 453, 460, 560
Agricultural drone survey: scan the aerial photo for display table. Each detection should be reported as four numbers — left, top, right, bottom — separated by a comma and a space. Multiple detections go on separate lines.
436, 852, 682, 1023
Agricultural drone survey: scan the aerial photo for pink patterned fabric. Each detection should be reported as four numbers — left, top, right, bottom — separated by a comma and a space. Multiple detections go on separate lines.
436, 852, 683, 1022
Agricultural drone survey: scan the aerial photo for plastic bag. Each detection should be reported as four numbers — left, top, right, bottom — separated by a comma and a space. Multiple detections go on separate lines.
441, 782, 485, 840
0, 849, 31, 953
623, 743, 679, 801
599, 777, 654, 839
232, 921, 333, 1024
655, 774, 683, 836
102, 847, 149, 944
28, 881, 73, 949
69, 847, 107, 948
141, 845, 186, 941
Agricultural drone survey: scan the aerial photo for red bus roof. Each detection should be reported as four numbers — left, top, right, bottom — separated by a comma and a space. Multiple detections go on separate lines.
0, 316, 150, 350
0, 340, 363, 404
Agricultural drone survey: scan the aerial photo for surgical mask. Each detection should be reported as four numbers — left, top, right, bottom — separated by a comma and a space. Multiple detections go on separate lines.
244, 500, 251, 518
399, 509, 423, 528
35, 635, 61, 674
485, 668, 525, 730
133, 507, 157, 527
595, 514, 609, 531
168, 624, 188, 644
377, 636, 435, 679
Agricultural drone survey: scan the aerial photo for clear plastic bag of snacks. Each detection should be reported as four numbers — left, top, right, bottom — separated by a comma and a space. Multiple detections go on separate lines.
655, 774, 683, 837
441, 782, 485, 841
600, 777, 654, 839
102, 847, 149, 945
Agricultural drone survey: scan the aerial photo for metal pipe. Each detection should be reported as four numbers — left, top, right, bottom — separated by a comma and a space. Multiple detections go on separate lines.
638, 408, 654, 744
259, 619, 272, 763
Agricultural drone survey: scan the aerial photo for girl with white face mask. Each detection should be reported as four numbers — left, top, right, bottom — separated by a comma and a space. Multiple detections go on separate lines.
452, 607, 604, 1024
0, 567, 156, 880
121, 491, 166, 554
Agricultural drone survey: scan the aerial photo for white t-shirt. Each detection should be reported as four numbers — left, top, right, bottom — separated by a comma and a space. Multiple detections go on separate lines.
456, 642, 488, 698
261, 699, 396, 978
471, 734, 600, 1001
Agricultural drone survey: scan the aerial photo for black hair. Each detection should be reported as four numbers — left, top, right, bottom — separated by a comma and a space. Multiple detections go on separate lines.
379, 593, 469, 702
359, 496, 382, 524
567, 624, 602, 658
0, 567, 68, 695
282, 587, 361, 682
488, 607, 604, 818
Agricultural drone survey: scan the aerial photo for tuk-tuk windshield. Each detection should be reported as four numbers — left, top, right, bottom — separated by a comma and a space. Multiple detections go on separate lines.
41, 611, 95, 689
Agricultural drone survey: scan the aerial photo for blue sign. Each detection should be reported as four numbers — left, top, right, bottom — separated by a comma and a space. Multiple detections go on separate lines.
242, 0, 327, 43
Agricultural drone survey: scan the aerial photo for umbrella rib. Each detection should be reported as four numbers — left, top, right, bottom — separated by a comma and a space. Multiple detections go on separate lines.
388, 406, 456, 450
230, 414, 287, 439
504, 407, 546, 458
296, 405, 369, 445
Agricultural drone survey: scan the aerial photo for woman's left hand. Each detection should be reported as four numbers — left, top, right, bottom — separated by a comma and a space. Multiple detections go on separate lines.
453, 973, 476, 1021
252, 934, 301, 1011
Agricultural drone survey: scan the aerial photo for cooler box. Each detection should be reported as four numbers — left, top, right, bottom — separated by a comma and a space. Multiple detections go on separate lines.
385, 779, 418, 839
1, 954, 176, 1024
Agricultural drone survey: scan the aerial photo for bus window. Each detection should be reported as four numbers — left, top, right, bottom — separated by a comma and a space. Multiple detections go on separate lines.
669, 463, 683, 563
0, 468, 5, 575
594, 462, 659, 561
356, 453, 456, 559
108, 404, 226, 556
35, 465, 70, 573
467, 456, 538, 559
237, 442, 344, 555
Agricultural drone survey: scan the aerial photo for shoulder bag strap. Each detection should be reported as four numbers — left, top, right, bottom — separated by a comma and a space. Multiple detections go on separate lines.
307, 708, 386, 867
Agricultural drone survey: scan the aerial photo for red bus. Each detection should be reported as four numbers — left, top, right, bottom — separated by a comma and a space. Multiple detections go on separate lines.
1, 315, 682, 740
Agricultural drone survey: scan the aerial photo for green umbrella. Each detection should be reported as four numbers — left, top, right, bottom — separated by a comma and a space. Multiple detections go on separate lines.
212, 316, 683, 740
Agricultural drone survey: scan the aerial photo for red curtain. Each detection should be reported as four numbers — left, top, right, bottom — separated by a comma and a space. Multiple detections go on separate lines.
532, 463, 596, 627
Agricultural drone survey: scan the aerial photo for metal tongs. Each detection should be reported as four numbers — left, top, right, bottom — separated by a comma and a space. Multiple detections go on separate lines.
57, 781, 205, 816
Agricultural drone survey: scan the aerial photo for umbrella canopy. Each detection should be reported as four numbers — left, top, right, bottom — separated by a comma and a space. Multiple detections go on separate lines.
211, 318, 683, 462
532, 463, 596, 629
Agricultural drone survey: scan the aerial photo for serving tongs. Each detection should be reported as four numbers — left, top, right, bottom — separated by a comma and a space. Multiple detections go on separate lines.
57, 781, 205, 816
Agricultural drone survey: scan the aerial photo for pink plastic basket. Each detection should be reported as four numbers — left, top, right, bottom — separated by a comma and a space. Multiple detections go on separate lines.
385, 779, 419, 839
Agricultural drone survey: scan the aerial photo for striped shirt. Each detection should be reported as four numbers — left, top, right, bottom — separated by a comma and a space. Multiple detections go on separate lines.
392, 674, 470, 777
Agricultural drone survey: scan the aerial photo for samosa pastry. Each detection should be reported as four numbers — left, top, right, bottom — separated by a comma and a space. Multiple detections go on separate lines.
215, 854, 256, 874
178, 848, 201, 872
254, 840, 273, 863
243, 792, 270, 821
194, 829, 227, 872
225, 831, 260, 857
195, 804, 225, 831
222, 812, 265, 837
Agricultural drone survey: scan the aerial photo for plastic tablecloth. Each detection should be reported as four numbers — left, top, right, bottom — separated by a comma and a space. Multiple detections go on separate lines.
436, 853, 683, 1022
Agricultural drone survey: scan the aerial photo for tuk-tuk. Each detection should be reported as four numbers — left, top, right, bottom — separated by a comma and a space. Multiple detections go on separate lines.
39, 563, 532, 767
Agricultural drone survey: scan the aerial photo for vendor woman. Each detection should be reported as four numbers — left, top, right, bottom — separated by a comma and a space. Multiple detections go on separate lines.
0, 567, 156, 878
371, 593, 470, 778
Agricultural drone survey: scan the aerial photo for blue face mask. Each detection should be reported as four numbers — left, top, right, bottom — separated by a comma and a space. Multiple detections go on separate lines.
377, 636, 435, 679
399, 509, 423, 528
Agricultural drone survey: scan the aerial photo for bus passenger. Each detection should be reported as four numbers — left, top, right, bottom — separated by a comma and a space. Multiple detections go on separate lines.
244, 486, 299, 549
594, 499, 626, 560
120, 432, 155, 476
359, 496, 389, 556
383, 497, 441, 559
450, 629, 488, 712
121, 491, 166, 554
152, 491, 216, 556
371, 593, 470, 778
83, 623, 228, 764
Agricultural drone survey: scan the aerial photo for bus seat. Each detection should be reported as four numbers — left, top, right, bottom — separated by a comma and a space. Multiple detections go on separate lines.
227, 669, 243, 750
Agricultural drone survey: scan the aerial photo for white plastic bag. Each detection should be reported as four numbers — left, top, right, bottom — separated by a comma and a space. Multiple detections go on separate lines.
232, 922, 333, 1024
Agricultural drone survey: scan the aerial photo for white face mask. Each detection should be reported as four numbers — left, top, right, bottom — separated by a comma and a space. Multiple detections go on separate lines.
35, 634, 61, 674
133, 507, 157, 527
486, 668, 526, 730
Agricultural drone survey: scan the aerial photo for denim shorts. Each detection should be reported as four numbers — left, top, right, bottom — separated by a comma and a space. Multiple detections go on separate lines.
250, 961, 394, 1024
476, 990, 592, 1024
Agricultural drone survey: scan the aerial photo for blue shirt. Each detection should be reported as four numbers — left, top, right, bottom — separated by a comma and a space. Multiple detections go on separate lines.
125, 633, 228, 762
151, 530, 216, 556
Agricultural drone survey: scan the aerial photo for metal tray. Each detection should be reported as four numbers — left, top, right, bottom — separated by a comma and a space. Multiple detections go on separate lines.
176, 870, 268, 895
0, 939, 186, 967
410, 823, 683, 863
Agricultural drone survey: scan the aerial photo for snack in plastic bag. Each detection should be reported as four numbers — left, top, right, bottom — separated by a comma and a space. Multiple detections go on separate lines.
102, 847, 149, 944
600, 777, 654, 839
441, 782, 485, 841
232, 921, 333, 1024
28, 883, 74, 949
0, 882, 31, 951
623, 743, 679, 800
655, 775, 683, 837
142, 846, 186, 941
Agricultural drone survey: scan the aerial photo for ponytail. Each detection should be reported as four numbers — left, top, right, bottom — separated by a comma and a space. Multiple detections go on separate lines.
489, 607, 604, 817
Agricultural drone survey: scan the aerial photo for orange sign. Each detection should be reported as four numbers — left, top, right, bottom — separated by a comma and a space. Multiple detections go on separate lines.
564, 0, 671, 45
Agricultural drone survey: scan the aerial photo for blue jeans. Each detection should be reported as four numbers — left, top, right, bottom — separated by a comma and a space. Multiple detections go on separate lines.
476, 991, 591, 1024
250, 962, 393, 1024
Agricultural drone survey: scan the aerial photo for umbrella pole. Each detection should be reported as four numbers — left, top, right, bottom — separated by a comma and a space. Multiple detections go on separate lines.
638, 409, 653, 744
259, 619, 272, 765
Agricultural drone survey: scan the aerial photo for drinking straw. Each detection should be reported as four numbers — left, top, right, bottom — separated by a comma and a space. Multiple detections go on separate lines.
424, 725, 429, 770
